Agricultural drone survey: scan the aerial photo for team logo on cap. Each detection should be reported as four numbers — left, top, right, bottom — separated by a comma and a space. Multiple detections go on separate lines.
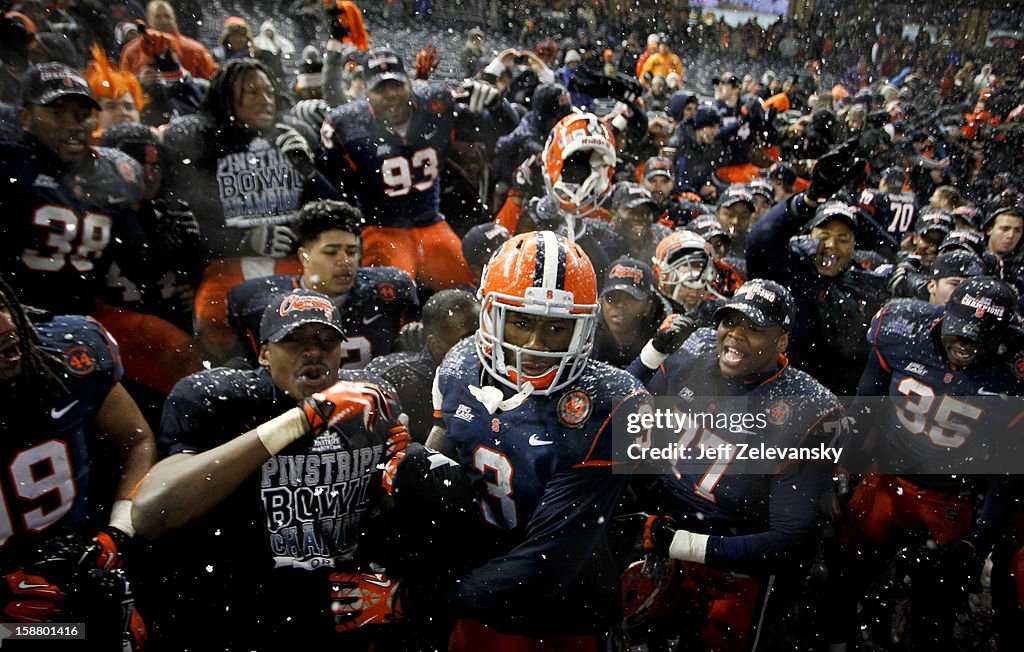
378, 283, 396, 301
736, 282, 776, 304
959, 293, 1006, 320
557, 390, 592, 427
609, 264, 643, 284
279, 294, 334, 319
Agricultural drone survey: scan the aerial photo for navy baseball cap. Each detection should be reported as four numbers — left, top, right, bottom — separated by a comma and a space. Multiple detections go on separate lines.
461, 223, 510, 268
611, 182, 658, 211
20, 62, 99, 109
714, 279, 795, 332
747, 178, 775, 202
363, 49, 409, 90
693, 106, 722, 129
939, 229, 986, 256
712, 71, 741, 87
643, 156, 673, 181
602, 257, 654, 300
915, 210, 954, 236
941, 277, 1016, 343
930, 251, 984, 280
807, 201, 858, 232
880, 166, 906, 186
260, 290, 345, 343
718, 185, 754, 210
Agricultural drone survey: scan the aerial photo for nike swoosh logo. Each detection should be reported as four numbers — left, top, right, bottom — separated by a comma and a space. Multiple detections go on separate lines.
17, 580, 51, 590
977, 388, 1003, 396
528, 434, 553, 446
50, 400, 79, 420
364, 577, 391, 588
107, 196, 128, 204
423, 129, 438, 140
362, 314, 383, 325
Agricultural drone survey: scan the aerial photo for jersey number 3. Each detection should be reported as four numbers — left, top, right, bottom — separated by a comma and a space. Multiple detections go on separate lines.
0, 440, 76, 547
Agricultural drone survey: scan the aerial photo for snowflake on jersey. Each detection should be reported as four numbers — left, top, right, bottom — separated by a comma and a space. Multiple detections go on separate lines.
426, 231, 651, 635
227, 267, 416, 367
857, 278, 1024, 476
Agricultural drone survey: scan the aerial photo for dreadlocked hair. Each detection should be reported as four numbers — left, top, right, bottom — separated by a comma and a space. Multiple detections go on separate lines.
204, 58, 279, 129
0, 275, 68, 405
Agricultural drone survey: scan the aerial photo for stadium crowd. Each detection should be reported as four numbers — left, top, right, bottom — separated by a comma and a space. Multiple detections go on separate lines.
0, 0, 1023, 650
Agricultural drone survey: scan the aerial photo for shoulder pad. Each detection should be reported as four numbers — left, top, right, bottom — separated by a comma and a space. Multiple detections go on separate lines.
36, 316, 120, 377
869, 298, 941, 345
357, 267, 415, 301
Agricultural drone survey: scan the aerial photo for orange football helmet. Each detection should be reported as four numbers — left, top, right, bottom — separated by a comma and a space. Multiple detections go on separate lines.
542, 112, 616, 219
652, 231, 716, 300
476, 231, 598, 395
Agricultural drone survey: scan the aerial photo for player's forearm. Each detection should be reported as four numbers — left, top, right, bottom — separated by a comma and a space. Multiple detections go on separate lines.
131, 430, 275, 539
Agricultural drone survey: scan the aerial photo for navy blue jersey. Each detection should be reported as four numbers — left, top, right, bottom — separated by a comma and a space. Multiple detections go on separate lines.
0, 316, 121, 562
861, 299, 1024, 475
227, 267, 416, 367
648, 328, 843, 574
859, 188, 918, 240
430, 338, 651, 633
0, 136, 143, 314
154, 367, 390, 647
321, 84, 458, 228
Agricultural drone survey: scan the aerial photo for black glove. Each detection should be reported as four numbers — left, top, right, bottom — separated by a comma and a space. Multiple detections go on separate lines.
887, 256, 926, 298
651, 314, 697, 355
790, 235, 823, 258
275, 122, 316, 180
393, 321, 424, 353
324, 2, 349, 41
642, 514, 676, 558
568, 65, 642, 104
152, 199, 200, 252
807, 138, 867, 203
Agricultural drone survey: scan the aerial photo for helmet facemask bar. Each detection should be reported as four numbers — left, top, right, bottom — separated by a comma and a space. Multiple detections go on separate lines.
476, 287, 598, 396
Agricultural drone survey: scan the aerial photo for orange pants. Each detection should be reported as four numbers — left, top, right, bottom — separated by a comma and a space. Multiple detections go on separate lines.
92, 302, 203, 395
676, 563, 764, 652
361, 221, 471, 290
843, 474, 972, 547
194, 256, 304, 363
449, 619, 599, 652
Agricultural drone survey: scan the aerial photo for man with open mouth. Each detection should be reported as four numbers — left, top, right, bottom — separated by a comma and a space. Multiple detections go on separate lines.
624, 278, 844, 650
132, 288, 413, 650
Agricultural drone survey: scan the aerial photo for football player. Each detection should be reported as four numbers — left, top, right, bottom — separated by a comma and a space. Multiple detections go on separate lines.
495, 111, 617, 237
132, 288, 413, 649
858, 166, 918, 241
0, 275, 152, 648
627, 279, 844, 651
652, 230, 743, 324
830, 277, 1023, 650
321, 48, 518, 291
328, 231, 652, 650
223, 199, 417, 367
0, 63, 143, 315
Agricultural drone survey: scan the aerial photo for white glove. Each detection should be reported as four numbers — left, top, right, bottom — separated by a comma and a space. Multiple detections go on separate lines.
461, 79, 500, 113
248, 224, 298, 258
669, 529, 709, 564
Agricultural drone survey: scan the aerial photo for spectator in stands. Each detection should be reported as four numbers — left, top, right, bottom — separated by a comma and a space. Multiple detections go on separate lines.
120, 1, 217, 80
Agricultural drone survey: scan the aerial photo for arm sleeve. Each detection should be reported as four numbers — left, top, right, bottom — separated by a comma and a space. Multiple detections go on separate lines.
704, 459, 832, 574
745, 193, 815, 280
413, 467, 628, 618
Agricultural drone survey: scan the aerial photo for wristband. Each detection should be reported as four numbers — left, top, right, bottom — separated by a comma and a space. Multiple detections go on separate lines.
640, 340, 669, 370
669, 529, 709, 564
256, 408, 308, 455
109, 500, 135, 538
